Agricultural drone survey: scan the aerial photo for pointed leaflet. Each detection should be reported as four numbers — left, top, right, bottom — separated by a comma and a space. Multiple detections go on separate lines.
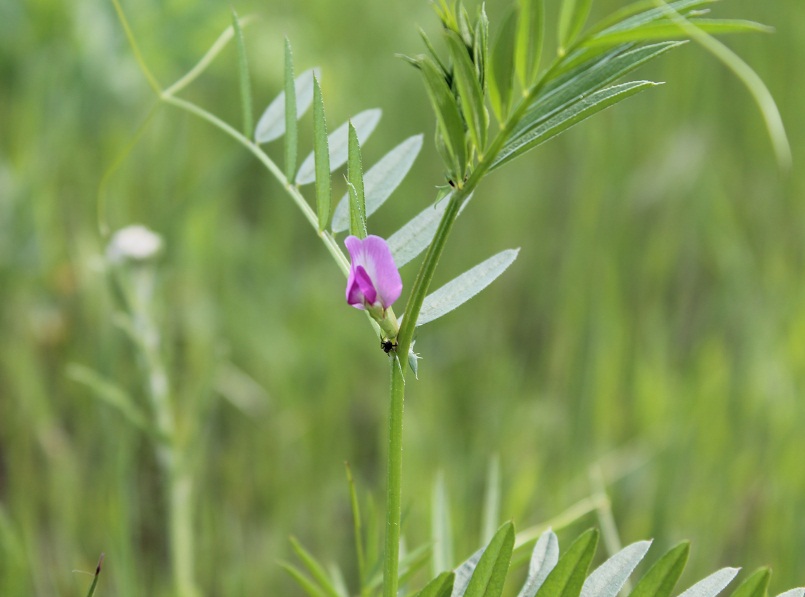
463, 522, 515, 597
491, 81, 659, 171
416, 249, 519, 327
280, 561, 328, 597
416, 56, 467, 181
558, 0, 593, 51
775, 591, 805, 597
432, 472, 454, 577
418, 572, 455, 597
535, 529, 599, 597
231, 8, 253, 137
296, 109, 382, 185
518, 530, 560, 597
585, 0, 718, 43
473, 5, 489, 89
283, 38, 298, 180
515, 0, 544, 88
515, 41, 683, 141
488, 9, 517, 123
254, 67, 320, 143
579, 541, 652, 597
347, 122, 367, 239
312, 77, 331, 230
446, 30, 487, 153
290, 537, 343, 597
730, 568, 770, 597
332, 135, 423, 233
628, 541, 689, 597
585, 19, 773, 47
387, 192, 474, 269
677, 568, 741, 597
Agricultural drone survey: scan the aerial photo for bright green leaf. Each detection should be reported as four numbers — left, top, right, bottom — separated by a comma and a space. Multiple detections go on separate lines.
730, 568, 771, 597
289, 537, 342, 597
254, 67, 320, 143
445, 30, 487, 153
312, 77, 331, 231
628, 541, 689, 597
332, 135, 423, 233
515, 0, 544, 88
464, 521, 516, 597
535, 529, 599, 597
417, 572, 455, 597
283, 38, 298, 181
347, 121, 367, 239
488, 9, 517, 123
296, 109, 381, 185
558, 0, 593, 52
415, 56, 467, 180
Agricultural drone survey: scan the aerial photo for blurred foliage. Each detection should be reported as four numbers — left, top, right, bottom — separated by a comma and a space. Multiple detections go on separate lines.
0, 0, 803, 595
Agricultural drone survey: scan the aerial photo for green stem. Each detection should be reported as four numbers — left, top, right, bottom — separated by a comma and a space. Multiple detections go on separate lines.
383, 358, 406, 597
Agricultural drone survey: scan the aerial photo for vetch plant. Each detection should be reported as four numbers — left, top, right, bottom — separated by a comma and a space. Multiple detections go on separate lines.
93, 0, 801, 595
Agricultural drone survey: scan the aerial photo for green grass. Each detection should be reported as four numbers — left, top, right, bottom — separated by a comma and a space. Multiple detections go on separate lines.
1, 0, 803, 595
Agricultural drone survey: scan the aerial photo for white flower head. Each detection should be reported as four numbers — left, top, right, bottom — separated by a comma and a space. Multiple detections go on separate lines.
106, 225, 163, 263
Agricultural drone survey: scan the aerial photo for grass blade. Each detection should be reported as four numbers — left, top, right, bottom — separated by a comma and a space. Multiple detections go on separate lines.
432, 471, 454, 577
347, 122, 367, 239
231, 8, 253, 137
628, 541, 689, 597
586, 19, 773, 46
332, 135, 423, 233
280, 561, 327, 597
536, 529, 599, 597
254, 67, 319, 143
345, 463, 366, 589
84, 554, 104, 597
480, 456, 501, 546
296, 109, 382, 185
313, 76, 331, 230
283, 38, 298, 181
290, 537, 342, 597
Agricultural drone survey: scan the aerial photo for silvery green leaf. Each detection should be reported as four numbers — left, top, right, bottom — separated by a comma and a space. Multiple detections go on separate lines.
416, 249, 519, 327
491, 80, 659, 171
677, 568, 740, 597
388, 193, 474, 269
332, 134, 424, 233
254, 67, 320, 143
296, 108, 382, 185
775, 590, 805, 597
452, 546, 485, 597
580, 540, 652, 597
517, 530, 559, 597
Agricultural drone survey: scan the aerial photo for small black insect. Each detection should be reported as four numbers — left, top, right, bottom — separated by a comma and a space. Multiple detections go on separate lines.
381, 338, 398, 354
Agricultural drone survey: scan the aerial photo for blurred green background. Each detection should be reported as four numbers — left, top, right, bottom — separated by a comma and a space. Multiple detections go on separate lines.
1, 0, 803, 594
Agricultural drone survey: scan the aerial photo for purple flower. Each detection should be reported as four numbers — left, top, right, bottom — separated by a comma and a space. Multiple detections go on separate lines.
345, 235, 402, 312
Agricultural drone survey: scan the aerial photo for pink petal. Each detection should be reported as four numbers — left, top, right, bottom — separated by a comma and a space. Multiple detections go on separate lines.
345, 235, 402, 309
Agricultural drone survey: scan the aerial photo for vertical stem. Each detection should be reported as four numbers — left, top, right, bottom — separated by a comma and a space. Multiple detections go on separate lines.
383, 358, 406, 597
